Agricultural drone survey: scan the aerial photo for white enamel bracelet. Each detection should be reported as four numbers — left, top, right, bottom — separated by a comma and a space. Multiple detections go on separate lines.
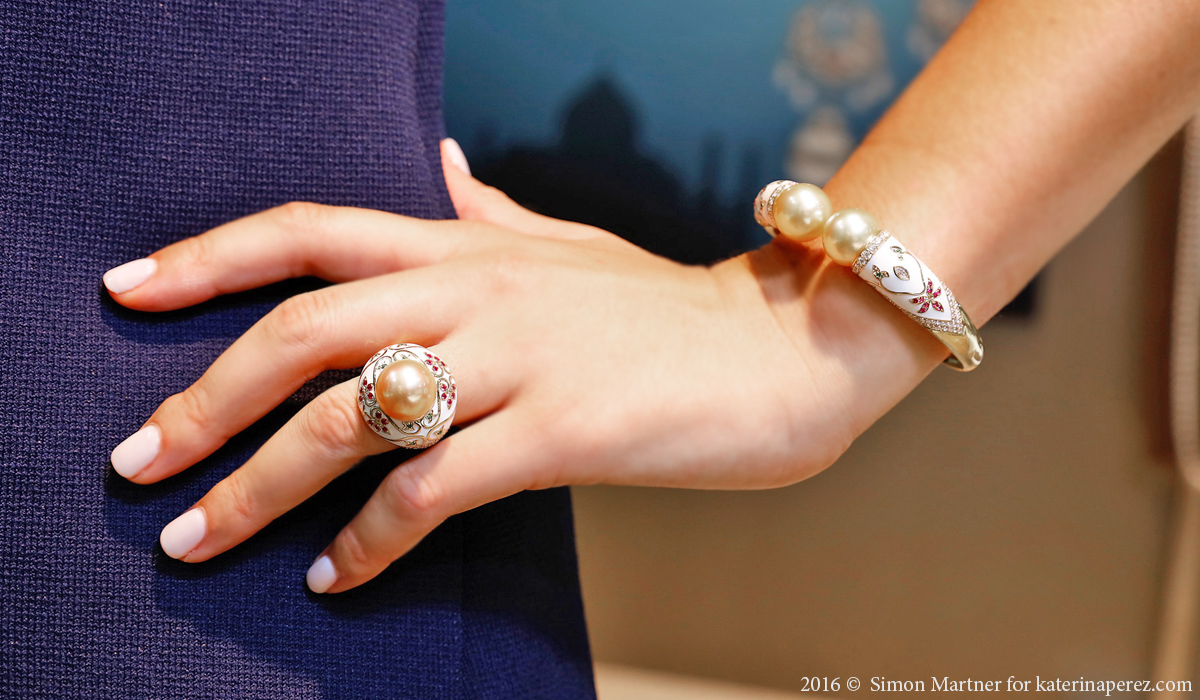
755, 180, 983, 372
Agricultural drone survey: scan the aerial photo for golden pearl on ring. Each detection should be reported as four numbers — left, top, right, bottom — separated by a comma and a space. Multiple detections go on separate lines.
823, 208, 881, 266
375, 358, 438, 422
773, 183, 833, 242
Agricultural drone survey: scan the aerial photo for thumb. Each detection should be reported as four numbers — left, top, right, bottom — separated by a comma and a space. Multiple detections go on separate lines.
439, 138, 616, 242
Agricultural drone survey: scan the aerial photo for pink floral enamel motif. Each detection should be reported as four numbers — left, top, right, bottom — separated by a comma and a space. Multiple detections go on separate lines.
908, 279, 944, 314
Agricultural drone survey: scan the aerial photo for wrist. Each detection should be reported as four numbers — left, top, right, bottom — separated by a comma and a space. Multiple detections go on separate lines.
761, 239, 950, 370
817, 138, 1023, 328
751, 169, 987, 375
727, 240, 948, 434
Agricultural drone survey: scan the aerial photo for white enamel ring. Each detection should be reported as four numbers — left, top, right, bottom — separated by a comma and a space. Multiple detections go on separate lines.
357, 343, 457, 448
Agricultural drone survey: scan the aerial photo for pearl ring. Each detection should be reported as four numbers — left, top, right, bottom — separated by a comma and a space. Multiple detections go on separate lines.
357, 343, 457, 448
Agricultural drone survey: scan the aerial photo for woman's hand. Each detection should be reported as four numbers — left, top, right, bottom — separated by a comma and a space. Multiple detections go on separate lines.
105, 140, 946, 594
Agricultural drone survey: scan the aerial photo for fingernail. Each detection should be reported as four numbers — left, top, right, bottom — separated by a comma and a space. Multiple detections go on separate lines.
443, 138, 471, 176
306, 555, 337, 594
103, 258, 157, 294
160, 508, 206, 560
110, 424, 161, 479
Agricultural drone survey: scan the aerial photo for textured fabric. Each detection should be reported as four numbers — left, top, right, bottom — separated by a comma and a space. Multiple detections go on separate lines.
0, 1, 595, 697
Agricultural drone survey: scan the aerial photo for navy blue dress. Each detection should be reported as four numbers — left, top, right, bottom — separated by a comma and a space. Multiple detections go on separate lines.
0, 1, 596, 697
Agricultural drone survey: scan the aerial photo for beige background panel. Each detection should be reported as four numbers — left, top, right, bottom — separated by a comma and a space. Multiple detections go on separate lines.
595, 663, 822, 700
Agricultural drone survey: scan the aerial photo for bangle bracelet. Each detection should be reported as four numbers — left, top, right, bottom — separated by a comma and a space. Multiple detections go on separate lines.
754, 180, 984, 372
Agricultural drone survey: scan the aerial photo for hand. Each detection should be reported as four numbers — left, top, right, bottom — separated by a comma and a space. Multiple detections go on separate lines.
104, 140, 946, 594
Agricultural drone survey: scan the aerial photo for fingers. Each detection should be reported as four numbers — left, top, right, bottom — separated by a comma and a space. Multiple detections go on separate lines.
104, 202, 472, 312
159, 379, 391, 563
306, 408, 552, 594
111, 265, 483, 484
162, 358, 522, 569
440, 138, 616, 242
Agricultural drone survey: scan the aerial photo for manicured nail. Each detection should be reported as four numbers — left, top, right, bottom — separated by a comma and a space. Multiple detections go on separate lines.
110, 424, 161, 479
306, 555, 337, 594
160, 508, 206, 560
103, 258, 157, 294
443, 138, 471, 176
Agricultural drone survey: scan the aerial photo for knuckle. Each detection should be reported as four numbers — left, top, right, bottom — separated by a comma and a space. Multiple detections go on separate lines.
525, 465, 564, 492
460, 184, 513, 219
478, 184, 516, 210
551, 401, 606, 459
218, 472, 258, 527
164, 384, 213, 434
272, 200, 329, 236
485, 250, 540, 295
452, 218, 497, 238
268, 291, 330, 355
301, 389, 367, 459
181, 232, 218, 272
522, 439, 566, 490
509, 419, 569, 491
381, 465, 444, 521
337, 527, 375, 572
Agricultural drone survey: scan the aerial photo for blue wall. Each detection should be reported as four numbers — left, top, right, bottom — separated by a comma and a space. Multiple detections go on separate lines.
444, 0, 945, 204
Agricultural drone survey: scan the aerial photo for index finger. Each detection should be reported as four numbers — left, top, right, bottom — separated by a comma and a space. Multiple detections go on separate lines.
102, 201, 473, 312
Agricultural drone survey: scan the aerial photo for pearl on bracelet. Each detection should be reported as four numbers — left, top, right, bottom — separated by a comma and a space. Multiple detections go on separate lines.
823, 208, 881, 266
375, 358, 439, 422
751, 179, 984, 371
773, 183, 833, 242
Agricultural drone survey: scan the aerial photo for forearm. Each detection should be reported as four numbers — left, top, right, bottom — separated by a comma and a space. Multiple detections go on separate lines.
721, 0, 1200, 440
815, 0, 1200, 325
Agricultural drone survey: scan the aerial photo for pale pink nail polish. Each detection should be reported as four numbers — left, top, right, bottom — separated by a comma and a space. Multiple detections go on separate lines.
160, 508, 206, 559
102, 258, 157, 294
110, 424, 161, 479
306, 555, 337, 594
444, 138, 471, 176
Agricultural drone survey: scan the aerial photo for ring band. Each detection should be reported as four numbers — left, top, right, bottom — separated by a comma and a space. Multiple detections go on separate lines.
358, 343, 457, 448
754, 180, 983, 372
